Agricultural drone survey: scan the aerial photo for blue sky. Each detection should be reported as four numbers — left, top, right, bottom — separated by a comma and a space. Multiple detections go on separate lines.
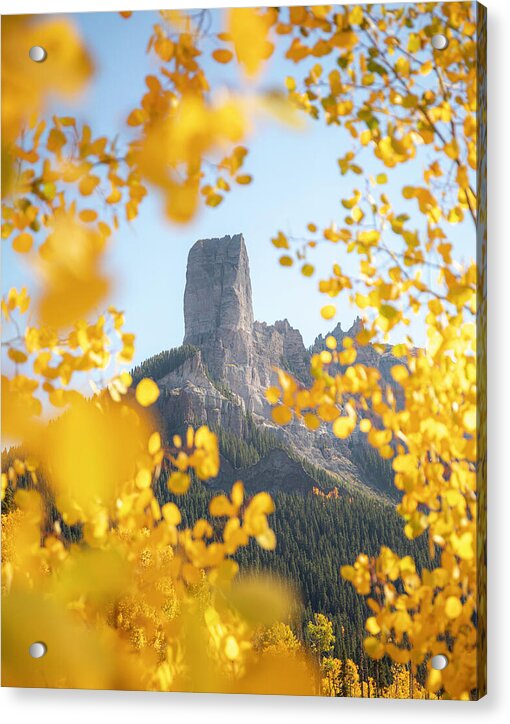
3, 6, 475, 373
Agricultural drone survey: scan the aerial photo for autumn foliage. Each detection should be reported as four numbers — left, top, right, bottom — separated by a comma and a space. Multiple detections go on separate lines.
1, 3, 485, 699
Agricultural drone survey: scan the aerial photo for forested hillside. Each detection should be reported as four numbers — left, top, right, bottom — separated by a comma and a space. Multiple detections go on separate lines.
156, 474, 432, 687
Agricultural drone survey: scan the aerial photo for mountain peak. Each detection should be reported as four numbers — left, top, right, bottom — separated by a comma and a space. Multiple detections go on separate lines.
311, 316, 363, 354
184, 233, 253, 340
183, 233, 254, 384
141, 232, 401, 497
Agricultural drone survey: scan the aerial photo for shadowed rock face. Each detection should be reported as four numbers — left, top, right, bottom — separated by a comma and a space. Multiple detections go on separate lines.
215, 448, 320, 495
157, 233, 402, 496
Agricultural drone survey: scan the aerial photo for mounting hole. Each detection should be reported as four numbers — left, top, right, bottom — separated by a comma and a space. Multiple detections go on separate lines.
431, 654, 448, 671
29, 46, 47, 63
431, 34, 449, 51
29, 641, 47, 659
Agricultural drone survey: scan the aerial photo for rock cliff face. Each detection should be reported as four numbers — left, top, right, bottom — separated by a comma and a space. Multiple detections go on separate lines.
311, 318, 400, 387
183, 235, 254, 390
183, 234, 310, 416
154, 233, 398, 497
215, 448, 320, 496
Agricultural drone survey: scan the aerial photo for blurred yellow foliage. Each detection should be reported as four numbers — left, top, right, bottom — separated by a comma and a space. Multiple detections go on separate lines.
2, 2, 485, 700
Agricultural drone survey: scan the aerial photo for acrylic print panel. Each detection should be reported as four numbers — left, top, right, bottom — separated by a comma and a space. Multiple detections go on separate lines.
1, 2, 486, 700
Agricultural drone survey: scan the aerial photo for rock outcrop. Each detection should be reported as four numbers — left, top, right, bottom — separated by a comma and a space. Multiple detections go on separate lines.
183, 234, 254, 387
215, 448, 319, 495
183, 234, 310, 416
153, 233, 399, 496
311, 317, 400, 387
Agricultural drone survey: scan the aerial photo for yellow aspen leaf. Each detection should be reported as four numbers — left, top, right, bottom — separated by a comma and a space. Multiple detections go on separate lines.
445, 489, 464, 508
148, 431, 161, 455
317, 403, 338, 422
304, 413, 320, 431
356, 329, 372, 345
285, 76, 296, 91
380, 304, 398, 320
427, 667, 443, 692
212, 48, 234, 64
106, 187, 122, 205
7, 348, 28, 364
360, 419, 372, 433
452, 532, 474, 560
379, 444, 394, 460
391, 365, 409, 383
225, 635, 240, 660
365, 617, 381, 635
231, 481, 244, 508
79, 175, 100, 196
358, 230, 380, 246
13, 233, 33, 253
126, 201, 138, 221
341, 192, 360, 210
331, 30, 358, 50
463, 409, 476, 433
395, 57, 410, 76
428, 298, 443, 315
265, 386, 281, 404
271, 231, 289, 249
364, 636, 385, 660
162, 502, 181, 526
216, 177, 230, 192
386, 644, 410, 665
205, 193, 223, 208
167, 471, 190, 495
210, 494, 235, 517
229, 7, 273, 76
445, 596, 462, 619
349, 5, 364, 24
3, 17, 93, 147
47, 128, 66, 154
127, 108, 147, 126
193, 518, 213, 539
271, 405, 292, 425
447, 206, 464, 224
119, 372, 132, 389
135, 378, 160, 407
325, 335, 337, 350
279, 255, 293, 267
444, 140, 459, 160
340, 565, 354, 581
98, 221, 112, 237
301, 263, 314, 277
236, 174, 253, 185
339, 347, 356, 365
135, 468, 152, 490
321, 304, 336, 320
368, 428, 392, 449
351, 206, 364, 223
332, 416, 355, 439
402, 93, 419, 109
256, 528, 276, 551
79, 209, 98, 223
